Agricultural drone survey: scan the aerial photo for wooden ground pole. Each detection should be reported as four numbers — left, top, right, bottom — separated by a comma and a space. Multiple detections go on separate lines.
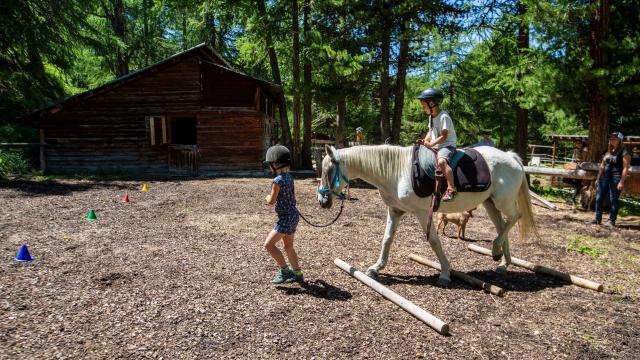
409, 254, 505, 297
334, 258, 449, 335
467, 244, 604, 292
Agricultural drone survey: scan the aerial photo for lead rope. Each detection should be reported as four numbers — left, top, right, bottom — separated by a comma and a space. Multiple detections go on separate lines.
296, 197, 345, 228
297, 181, 348, 227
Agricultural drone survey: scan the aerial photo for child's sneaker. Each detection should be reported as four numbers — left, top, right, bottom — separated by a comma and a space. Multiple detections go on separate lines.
271, 267, 294, 284
285, 270, 305, 283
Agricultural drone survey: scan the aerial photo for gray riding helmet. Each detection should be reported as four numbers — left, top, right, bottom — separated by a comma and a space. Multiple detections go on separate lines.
417, 88, 444, 105
265, 144, 291, 165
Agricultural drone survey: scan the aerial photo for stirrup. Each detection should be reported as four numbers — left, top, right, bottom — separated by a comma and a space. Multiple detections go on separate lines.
442, 190, 457, 202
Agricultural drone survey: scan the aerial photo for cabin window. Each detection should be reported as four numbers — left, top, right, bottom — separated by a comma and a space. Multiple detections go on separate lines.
146, 116, 167, 146
170, 117, 197, 145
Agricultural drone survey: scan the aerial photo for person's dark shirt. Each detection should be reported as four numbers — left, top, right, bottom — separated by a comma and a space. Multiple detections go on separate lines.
603, 146, 630, 177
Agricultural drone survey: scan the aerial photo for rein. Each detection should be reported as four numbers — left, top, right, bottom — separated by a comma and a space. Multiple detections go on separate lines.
297, 155, 349, 228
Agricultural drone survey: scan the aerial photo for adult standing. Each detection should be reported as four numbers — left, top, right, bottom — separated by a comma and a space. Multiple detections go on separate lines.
588, 132, 631, 228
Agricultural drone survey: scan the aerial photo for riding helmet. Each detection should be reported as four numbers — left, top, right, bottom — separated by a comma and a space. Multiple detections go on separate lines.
417, 88, 444, 105
265, 144, 291, 165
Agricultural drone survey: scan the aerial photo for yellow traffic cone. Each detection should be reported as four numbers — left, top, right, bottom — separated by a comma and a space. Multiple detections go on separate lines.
141, 183, 149, 192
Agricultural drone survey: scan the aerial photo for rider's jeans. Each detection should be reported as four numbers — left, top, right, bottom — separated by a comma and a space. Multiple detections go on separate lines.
595, 174, 621, 223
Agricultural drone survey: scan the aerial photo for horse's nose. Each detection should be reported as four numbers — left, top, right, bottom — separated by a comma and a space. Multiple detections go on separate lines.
319, 195, 332, 209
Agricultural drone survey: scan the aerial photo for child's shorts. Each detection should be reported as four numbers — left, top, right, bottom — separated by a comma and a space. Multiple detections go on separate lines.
275, 212, 300, 235
436, 146, 456, 163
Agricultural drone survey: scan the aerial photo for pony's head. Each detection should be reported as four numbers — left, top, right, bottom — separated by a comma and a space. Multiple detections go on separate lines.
317, 145, 348, 208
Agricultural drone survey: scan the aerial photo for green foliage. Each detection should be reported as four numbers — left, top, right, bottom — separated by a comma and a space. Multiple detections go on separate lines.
566, 235, 604, 259
1, 0, 639, 162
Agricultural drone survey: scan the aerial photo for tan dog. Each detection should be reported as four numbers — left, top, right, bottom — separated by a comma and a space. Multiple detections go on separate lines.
437, 209, 475, 240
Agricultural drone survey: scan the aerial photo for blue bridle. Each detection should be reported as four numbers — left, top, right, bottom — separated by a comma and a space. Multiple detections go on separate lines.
318, 157, 349, 199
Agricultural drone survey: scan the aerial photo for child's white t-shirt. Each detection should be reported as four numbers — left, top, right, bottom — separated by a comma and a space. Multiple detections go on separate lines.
428, 110, 457, 149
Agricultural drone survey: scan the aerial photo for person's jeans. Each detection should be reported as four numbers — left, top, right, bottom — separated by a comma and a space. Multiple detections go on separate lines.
595, 175, 621, 223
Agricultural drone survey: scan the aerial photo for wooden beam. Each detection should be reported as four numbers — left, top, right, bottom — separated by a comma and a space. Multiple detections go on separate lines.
467, 244, 604, 292
0, 143, 47, 147
39, 129, 46, 173
334, 258, 449, 335
149, 117, 156, 145
524, 166, 595, 180
161, 116, 167, 144
528, 190, 558, 210
409, 254, 505, 297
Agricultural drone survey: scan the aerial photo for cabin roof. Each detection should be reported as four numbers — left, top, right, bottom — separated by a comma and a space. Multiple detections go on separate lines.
24, 43, 280, 121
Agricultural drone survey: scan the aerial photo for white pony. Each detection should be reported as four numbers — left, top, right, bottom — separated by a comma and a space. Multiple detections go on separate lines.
317, 145, 536, 286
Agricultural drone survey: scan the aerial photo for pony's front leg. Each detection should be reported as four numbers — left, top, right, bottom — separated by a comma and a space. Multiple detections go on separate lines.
366, 207, 404, 277
416, 210, 451, 286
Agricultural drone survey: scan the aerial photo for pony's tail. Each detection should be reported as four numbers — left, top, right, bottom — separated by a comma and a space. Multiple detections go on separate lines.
510, 152, 538, 242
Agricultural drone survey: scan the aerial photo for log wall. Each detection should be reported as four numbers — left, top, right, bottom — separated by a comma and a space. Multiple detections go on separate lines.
38, 53, 276, 177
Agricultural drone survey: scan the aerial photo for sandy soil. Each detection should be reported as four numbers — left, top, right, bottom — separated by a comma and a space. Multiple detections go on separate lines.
1, 177, 639, 359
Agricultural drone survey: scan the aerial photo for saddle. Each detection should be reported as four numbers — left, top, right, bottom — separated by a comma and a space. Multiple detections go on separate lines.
411, 144, 492, 198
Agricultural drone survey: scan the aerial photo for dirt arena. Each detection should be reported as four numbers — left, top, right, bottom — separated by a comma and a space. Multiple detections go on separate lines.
1, 177, 639, 359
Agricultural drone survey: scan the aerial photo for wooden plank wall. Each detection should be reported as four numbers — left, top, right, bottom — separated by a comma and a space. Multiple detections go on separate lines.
201, 64, 255, 108
197, 110, 264, 173
42, 57, 201, 176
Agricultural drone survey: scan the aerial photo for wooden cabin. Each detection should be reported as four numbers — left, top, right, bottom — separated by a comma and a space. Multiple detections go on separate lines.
25, 44, 279, 177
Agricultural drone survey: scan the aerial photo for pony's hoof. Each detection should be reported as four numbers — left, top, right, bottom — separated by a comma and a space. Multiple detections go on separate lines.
495, 265, 507, 275
436, 277, 451, 287
366, 268, 379, 278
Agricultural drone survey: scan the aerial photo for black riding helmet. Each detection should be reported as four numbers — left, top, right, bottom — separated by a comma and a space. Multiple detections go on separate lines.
265, 144, 291, 166
417, 88, 444, 105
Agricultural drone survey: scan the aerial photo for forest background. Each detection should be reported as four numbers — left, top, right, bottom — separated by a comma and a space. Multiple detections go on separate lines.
1, 0, 638, 172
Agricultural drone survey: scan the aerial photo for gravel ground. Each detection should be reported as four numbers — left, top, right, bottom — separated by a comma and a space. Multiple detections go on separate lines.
1, 177, 639, 359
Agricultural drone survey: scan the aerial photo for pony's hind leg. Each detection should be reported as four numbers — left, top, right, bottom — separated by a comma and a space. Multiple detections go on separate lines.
491, 199, 520, 274
483, 199, 506, 261
366, 207, 404, 277
415, 210, 451, 286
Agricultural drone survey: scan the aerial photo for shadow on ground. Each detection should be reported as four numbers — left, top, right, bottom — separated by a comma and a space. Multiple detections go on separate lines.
275, 279, 352, 300
376, 270, 570, 293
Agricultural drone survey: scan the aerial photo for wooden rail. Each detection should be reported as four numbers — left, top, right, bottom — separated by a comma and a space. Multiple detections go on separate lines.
409, 254, 505, 297
334, 258, 449, 335
467, 244, 604, 292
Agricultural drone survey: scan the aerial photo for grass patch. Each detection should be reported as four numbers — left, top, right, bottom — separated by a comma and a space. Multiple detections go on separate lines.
567, 235, 604, 259
530, 184, 570, 202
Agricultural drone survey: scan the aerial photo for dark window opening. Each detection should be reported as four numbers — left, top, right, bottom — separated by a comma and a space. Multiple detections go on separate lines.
170, 117, 197, 145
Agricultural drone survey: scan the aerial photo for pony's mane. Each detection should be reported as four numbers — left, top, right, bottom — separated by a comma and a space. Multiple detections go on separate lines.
339, 145, 412, 179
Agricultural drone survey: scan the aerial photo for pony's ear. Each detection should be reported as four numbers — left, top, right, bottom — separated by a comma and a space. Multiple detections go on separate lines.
326, 145, 338, 161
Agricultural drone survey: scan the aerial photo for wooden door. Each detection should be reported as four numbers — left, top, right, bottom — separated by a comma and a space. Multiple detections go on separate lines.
168, 144, 198, 177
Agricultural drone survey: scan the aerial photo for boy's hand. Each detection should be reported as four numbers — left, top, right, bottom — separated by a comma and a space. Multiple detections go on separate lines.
265, 195, 271, 204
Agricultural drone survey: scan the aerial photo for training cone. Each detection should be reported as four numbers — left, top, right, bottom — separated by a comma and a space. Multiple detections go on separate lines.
122, 194, 130, 203
15, 244, 33, 262
86, 209, 97, 221
141, 183, 149, 192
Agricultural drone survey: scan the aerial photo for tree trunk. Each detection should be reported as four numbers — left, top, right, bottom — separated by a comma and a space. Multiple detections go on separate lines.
515, 2, 529, 163
256, 0, 292, 149
182, 11, 188, 50
391, 17, 410, 144
143, 0, 150, 66
291, 0, 301, 166
336, 97, 347, 148
301, 0, 312, 169
379, 18, 392, 143
103, 0, 129, 76
207, 12, 216, 49
587, 0, 610, 161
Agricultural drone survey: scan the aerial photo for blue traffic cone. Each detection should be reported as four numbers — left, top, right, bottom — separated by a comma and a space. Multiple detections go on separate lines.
15, 244, 33, 262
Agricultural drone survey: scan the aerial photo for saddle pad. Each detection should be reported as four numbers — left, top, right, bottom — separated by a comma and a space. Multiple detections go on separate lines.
453, 148, 492, 192
411, 145, 491, 198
